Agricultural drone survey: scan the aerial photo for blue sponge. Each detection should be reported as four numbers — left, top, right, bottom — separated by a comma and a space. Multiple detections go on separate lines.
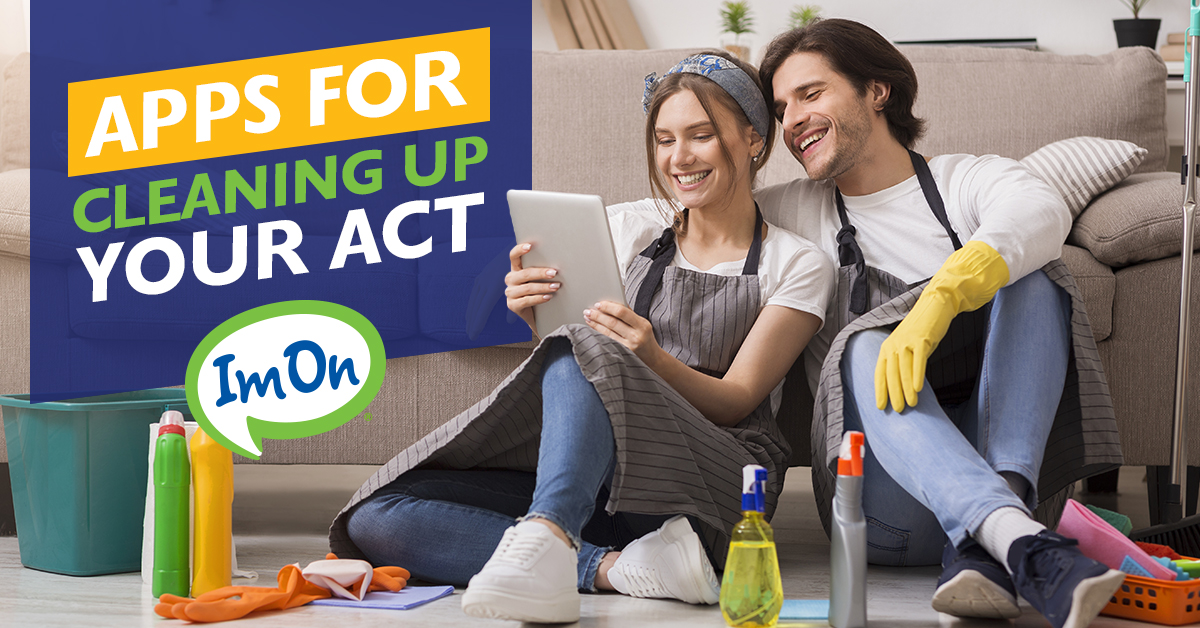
1153, 556, 1192, 581
780, 599, 830, 620
1121, 555, 1154, 578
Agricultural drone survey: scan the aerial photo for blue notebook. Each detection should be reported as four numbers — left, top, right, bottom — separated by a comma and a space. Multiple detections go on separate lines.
780, 599, 830, 620
309, 585, 455, 610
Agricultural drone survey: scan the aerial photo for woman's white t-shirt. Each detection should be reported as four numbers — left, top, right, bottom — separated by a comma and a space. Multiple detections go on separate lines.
606, 199, 834, 324
604, 199, 835, 416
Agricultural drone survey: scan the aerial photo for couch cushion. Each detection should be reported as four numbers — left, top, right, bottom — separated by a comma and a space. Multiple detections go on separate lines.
901, 46, 1168, 174
532, 46, 1169, 211
1103, 256, 1200, 466
1, 52, 28, 172
1060, 244, 1114, 342
1021, 137, 1146, 219
1068, 172, 1187, 268
0, 168, 28, 257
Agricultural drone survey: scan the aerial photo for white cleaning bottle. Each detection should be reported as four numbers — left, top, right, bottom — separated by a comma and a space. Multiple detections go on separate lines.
830, 430, 866, 628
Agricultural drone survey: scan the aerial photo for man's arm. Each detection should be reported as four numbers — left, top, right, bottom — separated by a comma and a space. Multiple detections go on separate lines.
953, 154, 1073, 284
876, 155, 1067, 413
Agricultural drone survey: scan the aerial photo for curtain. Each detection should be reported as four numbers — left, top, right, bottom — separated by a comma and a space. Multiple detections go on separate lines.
541, 0, 647, 50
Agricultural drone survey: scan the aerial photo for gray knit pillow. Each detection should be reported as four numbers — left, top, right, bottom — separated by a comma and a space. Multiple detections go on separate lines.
1020, 137, 1147, 219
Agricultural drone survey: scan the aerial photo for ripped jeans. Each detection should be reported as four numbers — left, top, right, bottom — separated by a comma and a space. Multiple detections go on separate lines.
839, 270, 1072, 566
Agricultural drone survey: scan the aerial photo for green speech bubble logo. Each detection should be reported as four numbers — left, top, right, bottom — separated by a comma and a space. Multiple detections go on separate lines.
185, 300, 386, 459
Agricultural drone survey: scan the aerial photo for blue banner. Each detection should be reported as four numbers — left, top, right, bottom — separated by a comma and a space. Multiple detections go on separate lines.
30, 0, 532, 400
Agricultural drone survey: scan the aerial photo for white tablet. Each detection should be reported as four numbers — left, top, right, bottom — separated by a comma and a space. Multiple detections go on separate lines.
507, 190, 629, 339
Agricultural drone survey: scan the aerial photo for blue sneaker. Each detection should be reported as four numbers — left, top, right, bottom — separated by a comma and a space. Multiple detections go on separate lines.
932, 538, 1020, 619
1007, 530, 1126, 628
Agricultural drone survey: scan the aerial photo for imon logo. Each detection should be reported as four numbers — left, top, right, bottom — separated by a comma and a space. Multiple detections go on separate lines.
185, 300, 385, 459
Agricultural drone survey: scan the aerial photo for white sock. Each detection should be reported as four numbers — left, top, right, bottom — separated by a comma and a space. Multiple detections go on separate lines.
975, 507, 1047, 574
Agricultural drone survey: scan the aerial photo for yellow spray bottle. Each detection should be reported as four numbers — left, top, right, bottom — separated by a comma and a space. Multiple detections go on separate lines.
190, 426, 233, 597
720, 465, 783, 628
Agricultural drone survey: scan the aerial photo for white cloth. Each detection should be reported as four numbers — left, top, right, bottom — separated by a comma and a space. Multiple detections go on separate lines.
605, 199, 834, 324
301, 559, 375, 600
755, 154, 1073, 394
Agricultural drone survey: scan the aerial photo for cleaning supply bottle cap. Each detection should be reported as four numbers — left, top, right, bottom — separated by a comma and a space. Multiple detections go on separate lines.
837, 431, 864, 477
158, 410, 185, 437
742, 464, 766, 512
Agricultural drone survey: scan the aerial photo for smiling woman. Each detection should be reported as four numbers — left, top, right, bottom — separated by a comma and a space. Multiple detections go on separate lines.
329, 50, 835, 625
643, 51, 773, 235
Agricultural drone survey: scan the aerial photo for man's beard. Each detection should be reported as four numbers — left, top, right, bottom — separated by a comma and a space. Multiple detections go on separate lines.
797, 102, 873, 182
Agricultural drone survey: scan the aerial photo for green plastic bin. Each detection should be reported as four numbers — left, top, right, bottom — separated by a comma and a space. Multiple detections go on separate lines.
0, 389, 191, 576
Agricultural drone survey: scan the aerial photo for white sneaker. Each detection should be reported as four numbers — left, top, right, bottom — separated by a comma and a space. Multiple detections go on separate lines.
607, 515, 720, 604
461, 521, 581, 623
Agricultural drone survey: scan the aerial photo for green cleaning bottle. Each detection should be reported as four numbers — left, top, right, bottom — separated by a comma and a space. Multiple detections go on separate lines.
720, 465, 783, 628
152, 410, 190, 598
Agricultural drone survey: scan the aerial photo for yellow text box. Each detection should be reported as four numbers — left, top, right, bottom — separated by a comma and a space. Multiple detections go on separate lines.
68, 28, 489, 176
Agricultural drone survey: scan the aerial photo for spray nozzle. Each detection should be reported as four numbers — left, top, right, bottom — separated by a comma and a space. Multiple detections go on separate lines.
742, 464, 767, 512
837, 431, 864, 477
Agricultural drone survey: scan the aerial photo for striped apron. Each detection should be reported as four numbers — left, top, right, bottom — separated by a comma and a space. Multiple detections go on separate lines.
329, 208, 790, 568
810, 150, 1123, 536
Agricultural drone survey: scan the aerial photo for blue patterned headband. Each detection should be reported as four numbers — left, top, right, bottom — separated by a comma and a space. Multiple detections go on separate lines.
642, 54, 770, 142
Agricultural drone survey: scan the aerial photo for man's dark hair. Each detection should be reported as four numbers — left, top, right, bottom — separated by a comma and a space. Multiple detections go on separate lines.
759, 18, 925, 148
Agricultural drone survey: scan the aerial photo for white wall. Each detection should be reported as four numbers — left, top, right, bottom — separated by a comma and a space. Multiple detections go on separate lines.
0, 0, 28, 56
533, 0, 1189, 57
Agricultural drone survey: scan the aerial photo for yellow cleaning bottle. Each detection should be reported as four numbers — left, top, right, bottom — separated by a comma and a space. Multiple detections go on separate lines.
720, 465, 783, 628
190, 427, 233, 597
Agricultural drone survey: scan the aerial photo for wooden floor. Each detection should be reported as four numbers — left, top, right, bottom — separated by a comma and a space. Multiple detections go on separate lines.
0, 466, 1163, 627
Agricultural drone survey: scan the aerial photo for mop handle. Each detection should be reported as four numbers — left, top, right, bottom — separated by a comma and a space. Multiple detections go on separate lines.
1169, 3, 1200, 523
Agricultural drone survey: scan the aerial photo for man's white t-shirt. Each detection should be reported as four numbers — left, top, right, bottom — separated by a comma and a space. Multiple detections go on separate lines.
754, 154, 1073, 394
605, 199, 835, 415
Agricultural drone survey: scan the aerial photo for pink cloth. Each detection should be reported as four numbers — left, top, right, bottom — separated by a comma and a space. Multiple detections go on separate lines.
1056, 498, 1175, 580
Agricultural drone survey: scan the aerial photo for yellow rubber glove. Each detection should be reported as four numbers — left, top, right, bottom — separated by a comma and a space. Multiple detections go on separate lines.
874, 240, 1010, 413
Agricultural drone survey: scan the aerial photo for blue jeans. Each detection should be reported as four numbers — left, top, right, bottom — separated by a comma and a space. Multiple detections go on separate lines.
840, 270, 1072, 566
346, 338, 674, 590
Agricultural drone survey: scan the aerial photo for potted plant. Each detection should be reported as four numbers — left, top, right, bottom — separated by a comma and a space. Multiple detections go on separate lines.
720, 0, 754, 61
789, 4, 821, 30
1113, 0, 1161, 49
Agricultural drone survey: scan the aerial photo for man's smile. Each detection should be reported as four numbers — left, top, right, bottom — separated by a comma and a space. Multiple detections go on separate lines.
795, 128, 828, 156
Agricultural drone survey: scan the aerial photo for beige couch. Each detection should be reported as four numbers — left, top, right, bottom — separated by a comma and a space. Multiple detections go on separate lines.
0, 46, 1196, 481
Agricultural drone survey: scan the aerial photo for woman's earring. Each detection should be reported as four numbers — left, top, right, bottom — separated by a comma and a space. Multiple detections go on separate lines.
752, 155, 760, 163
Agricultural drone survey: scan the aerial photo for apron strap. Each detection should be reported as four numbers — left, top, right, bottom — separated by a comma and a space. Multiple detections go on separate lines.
833, 191, 870, 315
633, 226, 677, 319
834, 151, 964, 315
741, 207, 765, 276
909, 149, 963, 251
633, 205, 764, 319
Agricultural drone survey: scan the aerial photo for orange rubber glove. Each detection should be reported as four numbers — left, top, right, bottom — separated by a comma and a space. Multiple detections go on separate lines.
153, 565, 330, 622
153, 554, 410, 623
874, 240, 1010, 413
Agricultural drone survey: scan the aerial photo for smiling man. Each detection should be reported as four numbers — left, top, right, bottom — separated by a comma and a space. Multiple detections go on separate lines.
755, 19, 1125, 628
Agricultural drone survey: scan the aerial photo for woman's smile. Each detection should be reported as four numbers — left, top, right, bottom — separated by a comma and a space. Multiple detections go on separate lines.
674, 170, 712, 190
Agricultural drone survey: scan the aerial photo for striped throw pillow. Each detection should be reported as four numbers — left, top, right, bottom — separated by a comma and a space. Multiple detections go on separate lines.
1020, 137, 1147, 219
